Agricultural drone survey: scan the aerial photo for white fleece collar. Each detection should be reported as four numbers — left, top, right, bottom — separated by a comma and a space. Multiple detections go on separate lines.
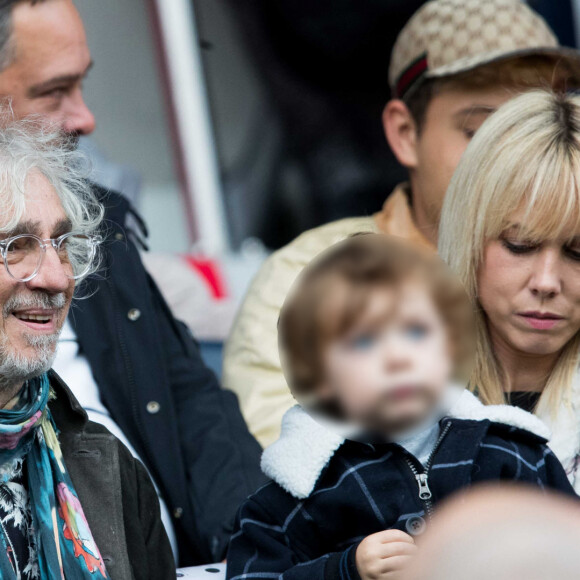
261, 389, 551, 500
537, 369, 580, 493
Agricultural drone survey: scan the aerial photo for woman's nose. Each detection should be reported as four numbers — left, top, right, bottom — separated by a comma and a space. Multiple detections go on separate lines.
529, 250, 562, 299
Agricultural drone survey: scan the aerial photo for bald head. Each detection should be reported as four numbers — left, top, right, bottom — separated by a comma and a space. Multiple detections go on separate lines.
404, 485, 580, 580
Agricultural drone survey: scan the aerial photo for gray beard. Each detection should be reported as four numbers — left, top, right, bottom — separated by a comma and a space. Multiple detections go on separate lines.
0, 332, 59, 392
63, 131, 80, 151
0, 292, 66, 392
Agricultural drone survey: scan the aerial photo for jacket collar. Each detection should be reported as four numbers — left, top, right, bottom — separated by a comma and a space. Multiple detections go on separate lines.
47, 369, 88, 433
374, 183, 434, 251
262, 389, 550, 500
536, 368, 580, 492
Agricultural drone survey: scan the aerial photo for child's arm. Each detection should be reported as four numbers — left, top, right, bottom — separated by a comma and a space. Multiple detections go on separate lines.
226, 496, 416, 580
354, 530, 417, 580
478, 434, 577, 497
512, 444, 577, 496
226, 495, 351, 579
538, 446, 578, 496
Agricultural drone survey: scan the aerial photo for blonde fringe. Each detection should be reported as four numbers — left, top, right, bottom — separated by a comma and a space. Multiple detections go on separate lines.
440, 90, 580, 415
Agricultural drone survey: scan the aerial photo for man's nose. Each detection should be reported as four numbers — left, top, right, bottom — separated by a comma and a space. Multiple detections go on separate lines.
63, 89, 96, 136
529, 250, 562, 299
26, 245, 70, 294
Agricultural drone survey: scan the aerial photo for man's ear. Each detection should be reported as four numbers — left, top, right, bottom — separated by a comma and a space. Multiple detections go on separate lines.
382, 99, 419, 169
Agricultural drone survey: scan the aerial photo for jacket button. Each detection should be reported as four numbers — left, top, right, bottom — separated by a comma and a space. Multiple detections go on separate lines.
115, 232, 124, 241
127, 308, 141, 321
173, 507, 183, 519
146, 401, 161, 414
405, 516, 426, 536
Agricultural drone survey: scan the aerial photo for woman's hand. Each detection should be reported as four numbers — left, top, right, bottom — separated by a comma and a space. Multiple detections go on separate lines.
355, 529, 417, 580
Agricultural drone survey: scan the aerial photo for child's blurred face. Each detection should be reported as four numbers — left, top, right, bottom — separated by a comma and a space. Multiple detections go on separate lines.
320, 282, 452, 434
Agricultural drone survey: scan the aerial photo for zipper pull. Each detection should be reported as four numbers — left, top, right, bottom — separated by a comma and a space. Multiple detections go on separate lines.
415, 473, 432, 500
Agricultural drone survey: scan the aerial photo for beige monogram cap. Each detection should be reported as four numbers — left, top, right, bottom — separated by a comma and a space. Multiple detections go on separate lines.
389, 0, 580, 98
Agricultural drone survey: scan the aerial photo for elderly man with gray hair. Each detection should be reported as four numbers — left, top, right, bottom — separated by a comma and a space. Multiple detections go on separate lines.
0, 0, 266, 566
0, 121, 174, 579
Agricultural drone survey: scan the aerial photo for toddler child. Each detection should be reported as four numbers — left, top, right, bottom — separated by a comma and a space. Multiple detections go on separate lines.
226, 234, 575, 580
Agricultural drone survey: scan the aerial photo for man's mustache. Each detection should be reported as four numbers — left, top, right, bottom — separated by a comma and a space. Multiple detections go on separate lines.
62, 131, 80, 151
3, 292, 67, 319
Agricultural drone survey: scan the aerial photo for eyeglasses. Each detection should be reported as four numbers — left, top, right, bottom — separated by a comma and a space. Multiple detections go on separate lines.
0, 232, 102, 282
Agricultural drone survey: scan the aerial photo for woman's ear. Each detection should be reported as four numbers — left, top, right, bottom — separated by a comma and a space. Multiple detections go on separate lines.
382, 99, 420, 169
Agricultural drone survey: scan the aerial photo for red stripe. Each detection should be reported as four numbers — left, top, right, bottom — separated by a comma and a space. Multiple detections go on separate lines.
183, 256, 229, 300
396, 57, 428, 98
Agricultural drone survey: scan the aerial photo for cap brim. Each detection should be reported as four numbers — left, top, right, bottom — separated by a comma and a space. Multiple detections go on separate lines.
424, 46, 580, 82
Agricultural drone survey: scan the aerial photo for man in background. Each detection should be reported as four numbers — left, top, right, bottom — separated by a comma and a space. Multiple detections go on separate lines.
0, 0, 265, 565
224, 0, 580, 447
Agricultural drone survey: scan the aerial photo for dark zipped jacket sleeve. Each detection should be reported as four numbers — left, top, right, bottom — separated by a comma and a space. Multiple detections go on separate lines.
544, 447, 578, 491
226, 493, 361, 580
71, 186, 266, 564
472, 426, 576, 495
151, 278, 268, 559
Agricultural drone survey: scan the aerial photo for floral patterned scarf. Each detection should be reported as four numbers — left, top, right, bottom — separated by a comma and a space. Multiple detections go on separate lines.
0, 373, 109, 579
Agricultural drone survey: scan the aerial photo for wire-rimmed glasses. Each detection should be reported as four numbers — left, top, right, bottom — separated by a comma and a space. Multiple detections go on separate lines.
0, 232, 102, 282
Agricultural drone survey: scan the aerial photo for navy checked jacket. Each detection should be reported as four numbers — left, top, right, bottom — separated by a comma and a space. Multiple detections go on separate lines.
226, 416, 575, 580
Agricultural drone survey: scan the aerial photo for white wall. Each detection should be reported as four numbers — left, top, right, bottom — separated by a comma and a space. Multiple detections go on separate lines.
75, 0, 190, 253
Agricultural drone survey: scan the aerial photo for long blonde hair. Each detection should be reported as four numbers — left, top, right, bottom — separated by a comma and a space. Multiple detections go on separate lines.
438, 90, 580, 414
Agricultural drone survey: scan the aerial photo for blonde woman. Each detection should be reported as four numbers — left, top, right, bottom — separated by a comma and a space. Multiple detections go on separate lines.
439, 90, 580, 491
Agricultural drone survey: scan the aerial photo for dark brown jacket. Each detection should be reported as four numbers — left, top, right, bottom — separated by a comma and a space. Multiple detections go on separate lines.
49, 370, 175, 579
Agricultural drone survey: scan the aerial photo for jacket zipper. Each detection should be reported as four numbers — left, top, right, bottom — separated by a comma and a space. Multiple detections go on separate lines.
404, 420, 452, 520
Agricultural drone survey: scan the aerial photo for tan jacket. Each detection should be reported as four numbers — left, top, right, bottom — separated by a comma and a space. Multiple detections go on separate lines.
223, 184, 433, 447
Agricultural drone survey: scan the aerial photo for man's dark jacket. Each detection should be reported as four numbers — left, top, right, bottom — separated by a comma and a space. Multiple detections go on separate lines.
68, 186, 265, 565
49, 371, 175, 579
227, 402, 577, 580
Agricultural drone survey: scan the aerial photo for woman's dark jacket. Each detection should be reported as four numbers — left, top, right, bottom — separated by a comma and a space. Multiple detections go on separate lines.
226, 396, 576, 580
68, 186, 265, 565
49, 371, 174, 579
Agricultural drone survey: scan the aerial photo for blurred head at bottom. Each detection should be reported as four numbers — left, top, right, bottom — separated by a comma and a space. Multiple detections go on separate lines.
403, 484, 580, 580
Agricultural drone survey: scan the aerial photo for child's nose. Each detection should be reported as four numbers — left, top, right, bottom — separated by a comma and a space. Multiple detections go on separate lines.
384, 349, 412, 373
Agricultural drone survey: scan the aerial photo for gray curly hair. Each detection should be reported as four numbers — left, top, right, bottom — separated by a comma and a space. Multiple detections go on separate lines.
0, 119, 104, 276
